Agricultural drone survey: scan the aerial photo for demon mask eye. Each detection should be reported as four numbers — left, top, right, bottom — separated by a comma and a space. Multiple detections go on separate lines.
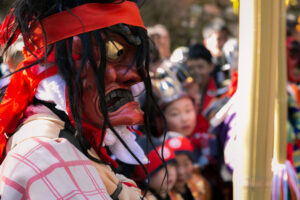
105, 40, 125, 61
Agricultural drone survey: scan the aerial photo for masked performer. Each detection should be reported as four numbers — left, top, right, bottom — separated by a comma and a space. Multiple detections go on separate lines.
0, 0, 160, 199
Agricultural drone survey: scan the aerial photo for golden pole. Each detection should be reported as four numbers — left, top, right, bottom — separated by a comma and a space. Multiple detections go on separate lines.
233, 0, 283, 199
274, 0, 287, 166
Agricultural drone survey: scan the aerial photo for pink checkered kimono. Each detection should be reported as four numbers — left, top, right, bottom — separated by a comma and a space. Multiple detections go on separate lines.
0, 109, 111, 200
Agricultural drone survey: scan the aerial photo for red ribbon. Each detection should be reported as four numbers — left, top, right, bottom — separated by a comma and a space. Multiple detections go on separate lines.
0, 12, 20, 48
0, 2, 145, 51
0, 50, 58, 162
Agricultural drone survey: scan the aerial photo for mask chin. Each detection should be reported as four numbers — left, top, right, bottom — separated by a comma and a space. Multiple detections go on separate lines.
92, 89, 144, 127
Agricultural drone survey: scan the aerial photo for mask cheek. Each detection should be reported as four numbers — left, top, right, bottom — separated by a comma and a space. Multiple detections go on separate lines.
82, 78, 93, 91
81, 82, 102, 121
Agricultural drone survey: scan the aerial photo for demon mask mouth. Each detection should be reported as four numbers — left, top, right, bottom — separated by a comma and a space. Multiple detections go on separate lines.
105, 89, 134, 113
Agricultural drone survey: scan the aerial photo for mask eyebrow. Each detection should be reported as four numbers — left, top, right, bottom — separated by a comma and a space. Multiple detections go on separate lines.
108, 24, 142, 46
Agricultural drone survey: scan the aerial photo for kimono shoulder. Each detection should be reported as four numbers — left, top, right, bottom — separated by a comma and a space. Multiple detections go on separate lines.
0, 113, 111, 200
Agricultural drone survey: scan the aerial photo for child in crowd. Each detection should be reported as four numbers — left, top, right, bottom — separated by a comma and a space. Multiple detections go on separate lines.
152, 63, 215, 167
163, 94, 197, 137
133, 136, 179, 200
166, 136, 211, 200
152, 61, 228, 199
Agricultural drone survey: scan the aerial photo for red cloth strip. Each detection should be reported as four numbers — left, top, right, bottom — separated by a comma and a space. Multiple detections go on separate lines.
0, 62, 58, 162
30, 1, 145, 49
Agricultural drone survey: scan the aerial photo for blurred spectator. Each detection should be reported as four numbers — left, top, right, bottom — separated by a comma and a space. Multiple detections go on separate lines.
287, 14, 300, 43
163, 94, 197, 138
148, 24, 171, 60
286, 15, 300, 84
285, 14, 300, 184
221, 38, 238, 86
151, 60, 216, 167
186, 44, 217, 115
185, 81, 201, 112
170, 46, 189, 64
166, 136, 211, 200
202, 18, 229, 61
203, 38, 238, 124
202, 18, 233, 88
133, 136, 178, 200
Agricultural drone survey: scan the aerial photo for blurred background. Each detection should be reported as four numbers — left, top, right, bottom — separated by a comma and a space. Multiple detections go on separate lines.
1, 1, 300, 199
1, 0, 300, 50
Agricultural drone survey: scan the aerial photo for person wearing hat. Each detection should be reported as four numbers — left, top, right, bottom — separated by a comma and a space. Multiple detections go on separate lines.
152, 62, 227, 199
152, 61, 215, 168
132, 136, 178, 200
166, 136, 211, 200
0, 0, 163, 199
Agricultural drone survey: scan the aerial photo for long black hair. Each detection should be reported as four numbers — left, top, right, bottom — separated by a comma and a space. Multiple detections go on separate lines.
1, 0, 167, 185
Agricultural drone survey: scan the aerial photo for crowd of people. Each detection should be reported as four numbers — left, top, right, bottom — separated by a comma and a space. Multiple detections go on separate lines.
0, 0, 299, 200
130, 21, 238, 200
129, 15, 300, 199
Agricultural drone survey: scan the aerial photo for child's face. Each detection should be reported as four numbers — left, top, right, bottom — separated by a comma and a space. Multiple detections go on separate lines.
149, 163, 177, 195
164, 97, 197, 137
174, 154, 193, 191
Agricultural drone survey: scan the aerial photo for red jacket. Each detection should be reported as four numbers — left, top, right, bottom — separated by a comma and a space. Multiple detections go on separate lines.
201, 78, 217, 113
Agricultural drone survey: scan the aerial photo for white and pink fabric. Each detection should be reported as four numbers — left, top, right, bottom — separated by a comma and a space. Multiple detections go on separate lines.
0, 106, 111, 200
0, 137, 111, 200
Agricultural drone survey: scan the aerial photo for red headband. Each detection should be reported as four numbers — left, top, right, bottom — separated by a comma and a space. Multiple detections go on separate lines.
30, 1, 145, 48
0, 1, 145, 49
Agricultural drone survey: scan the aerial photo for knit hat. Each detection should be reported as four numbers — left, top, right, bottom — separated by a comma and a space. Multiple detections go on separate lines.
166, 136, 194, 162
132, 136, 176, 182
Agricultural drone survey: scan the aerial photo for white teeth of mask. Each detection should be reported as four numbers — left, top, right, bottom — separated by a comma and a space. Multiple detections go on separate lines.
104, 125, 148, 164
